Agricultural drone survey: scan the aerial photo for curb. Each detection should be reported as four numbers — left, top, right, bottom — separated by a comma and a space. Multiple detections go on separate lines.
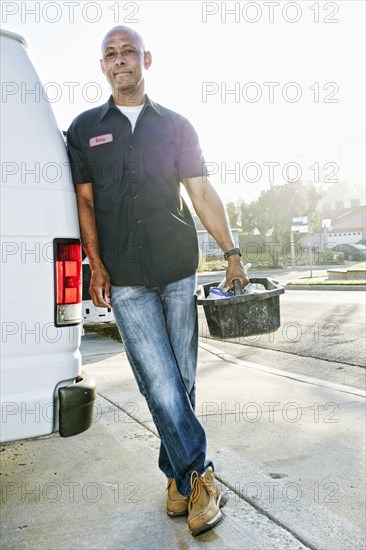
200, 342, 366, 398
285, 284, 365, 291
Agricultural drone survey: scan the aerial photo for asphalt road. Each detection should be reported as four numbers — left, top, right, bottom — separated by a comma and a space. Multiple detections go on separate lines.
197, 273, 365, 390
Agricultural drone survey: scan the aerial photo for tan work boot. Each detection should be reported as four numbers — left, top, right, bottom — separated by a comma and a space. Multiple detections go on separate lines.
187, 467, 226, 537
166, 478, 189, 517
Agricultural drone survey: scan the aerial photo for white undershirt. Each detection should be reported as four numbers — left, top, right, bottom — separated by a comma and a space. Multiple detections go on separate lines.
116, 104, 144, 133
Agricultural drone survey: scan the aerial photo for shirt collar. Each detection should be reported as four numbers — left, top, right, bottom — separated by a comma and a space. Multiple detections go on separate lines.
99, 94, 163, 121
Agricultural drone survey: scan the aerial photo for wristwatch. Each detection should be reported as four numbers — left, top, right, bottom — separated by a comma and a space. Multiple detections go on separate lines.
223, 247, 242, 260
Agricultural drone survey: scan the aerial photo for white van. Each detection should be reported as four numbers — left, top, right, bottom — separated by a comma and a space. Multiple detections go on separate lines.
0, 30, 96, 443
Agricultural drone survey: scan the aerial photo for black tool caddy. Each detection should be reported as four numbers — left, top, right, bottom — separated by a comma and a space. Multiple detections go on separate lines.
197, 278, 285, 339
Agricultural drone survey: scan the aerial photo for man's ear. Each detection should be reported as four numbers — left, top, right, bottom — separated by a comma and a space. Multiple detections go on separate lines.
100, 59, 106, 74
144, 51, 152, 70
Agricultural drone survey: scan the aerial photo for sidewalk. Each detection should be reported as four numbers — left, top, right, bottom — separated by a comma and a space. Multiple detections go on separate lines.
284, 265, 365, 290
1, 334, 365, 550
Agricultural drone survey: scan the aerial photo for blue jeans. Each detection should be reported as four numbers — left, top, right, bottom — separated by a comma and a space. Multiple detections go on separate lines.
111, 273, 213, 497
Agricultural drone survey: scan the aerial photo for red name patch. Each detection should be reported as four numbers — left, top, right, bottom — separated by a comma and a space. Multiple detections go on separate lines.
89, 133, 113, 147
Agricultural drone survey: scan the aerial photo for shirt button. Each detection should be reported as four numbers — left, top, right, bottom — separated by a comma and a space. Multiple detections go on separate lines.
137, 219, 142, 224
131, 169, 136, 175
133, 194, 138, 199
138, 245, 143, 250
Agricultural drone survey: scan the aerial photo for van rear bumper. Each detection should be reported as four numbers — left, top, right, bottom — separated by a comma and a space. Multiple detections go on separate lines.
58, 373, 96, 437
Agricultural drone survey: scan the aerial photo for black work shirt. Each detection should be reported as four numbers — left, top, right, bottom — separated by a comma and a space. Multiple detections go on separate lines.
67, 95, 207, 287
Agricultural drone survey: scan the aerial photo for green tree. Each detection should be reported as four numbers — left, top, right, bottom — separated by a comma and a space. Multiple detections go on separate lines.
226, 201, 239, 227
250, 181, 323, 265
237, 199, 256, 234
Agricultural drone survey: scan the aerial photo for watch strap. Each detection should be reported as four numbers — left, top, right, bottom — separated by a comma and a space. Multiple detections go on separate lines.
223, 247, 242, 260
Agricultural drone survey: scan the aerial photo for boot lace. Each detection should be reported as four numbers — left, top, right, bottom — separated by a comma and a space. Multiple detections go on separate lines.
190, 471, 214, 503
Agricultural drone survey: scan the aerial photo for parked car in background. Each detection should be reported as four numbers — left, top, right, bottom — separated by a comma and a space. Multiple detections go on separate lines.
330, 243, 366, 261
357, 238, 366, 246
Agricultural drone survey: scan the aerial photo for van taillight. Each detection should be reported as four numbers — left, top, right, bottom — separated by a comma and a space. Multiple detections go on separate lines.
54, 240, 82, 326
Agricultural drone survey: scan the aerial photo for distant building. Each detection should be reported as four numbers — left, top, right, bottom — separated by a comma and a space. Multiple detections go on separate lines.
325, 206, 365, 246
298, 205, 365, 249
192, 215, 240, 258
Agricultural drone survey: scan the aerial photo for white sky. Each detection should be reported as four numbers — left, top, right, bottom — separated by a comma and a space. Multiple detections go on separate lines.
1, 0, 365, 203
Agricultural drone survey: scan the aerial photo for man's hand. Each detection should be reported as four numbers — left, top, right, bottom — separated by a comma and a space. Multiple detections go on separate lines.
89, 264, 111, 308
222, 257, 249, 292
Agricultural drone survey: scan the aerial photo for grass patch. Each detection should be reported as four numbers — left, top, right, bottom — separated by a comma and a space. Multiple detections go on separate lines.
84, 322, 121, 341
198, 258, 227, 272
347, 261, 366, 271
198, 252, 274, 273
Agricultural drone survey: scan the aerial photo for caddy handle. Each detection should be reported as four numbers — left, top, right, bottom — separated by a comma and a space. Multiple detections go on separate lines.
233, 279, 244, 296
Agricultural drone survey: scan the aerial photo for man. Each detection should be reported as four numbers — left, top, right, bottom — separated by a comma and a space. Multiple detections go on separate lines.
67, 26, 248, 537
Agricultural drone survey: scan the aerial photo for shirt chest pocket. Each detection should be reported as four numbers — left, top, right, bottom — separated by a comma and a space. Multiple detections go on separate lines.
85, 138, 125, 184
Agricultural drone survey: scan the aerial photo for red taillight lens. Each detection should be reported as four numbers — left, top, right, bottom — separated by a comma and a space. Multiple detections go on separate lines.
56, 243, 82, 305
55, 240, 83, 326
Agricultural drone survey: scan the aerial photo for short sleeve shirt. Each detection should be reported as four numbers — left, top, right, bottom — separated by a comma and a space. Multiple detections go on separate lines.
67, 95, 207, 287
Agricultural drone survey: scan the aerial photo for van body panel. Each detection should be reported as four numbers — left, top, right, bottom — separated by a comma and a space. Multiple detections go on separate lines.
1, 189, 80, 236
1, 236, 79, 345
0, 30, 95, 443
1, 33, 75, 193
0, 30, 27, 46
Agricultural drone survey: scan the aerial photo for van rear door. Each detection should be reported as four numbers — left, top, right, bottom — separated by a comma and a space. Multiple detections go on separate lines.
0, 30, 95, 442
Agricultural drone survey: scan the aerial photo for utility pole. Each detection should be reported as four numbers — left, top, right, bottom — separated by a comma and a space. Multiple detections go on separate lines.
308, 220, 313, 278
291, 216, 309, 271
290, 230, 296, 267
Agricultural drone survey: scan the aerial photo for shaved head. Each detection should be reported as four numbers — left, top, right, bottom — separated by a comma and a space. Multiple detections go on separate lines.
99, 25, 152, 105
101, 26, 145, 55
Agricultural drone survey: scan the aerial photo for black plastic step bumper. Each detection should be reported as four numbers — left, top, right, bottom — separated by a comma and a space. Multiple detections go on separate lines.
58, 373, 96, 437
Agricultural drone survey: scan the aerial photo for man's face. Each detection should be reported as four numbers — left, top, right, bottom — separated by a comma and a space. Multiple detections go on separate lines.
100, 29, 150, 97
